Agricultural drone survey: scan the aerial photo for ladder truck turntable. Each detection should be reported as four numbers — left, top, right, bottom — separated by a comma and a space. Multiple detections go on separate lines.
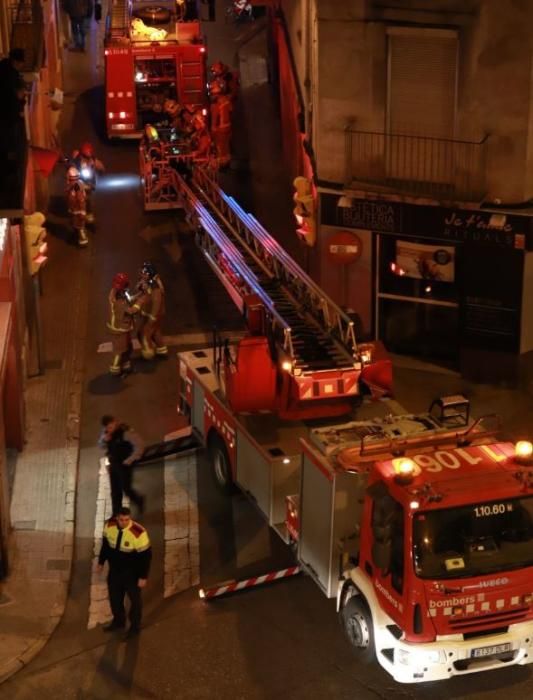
170, 167, 533, 683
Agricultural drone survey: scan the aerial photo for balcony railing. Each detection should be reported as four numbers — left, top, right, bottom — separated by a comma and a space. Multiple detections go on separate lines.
8, 0, 44, 73
345, 128, 489, 203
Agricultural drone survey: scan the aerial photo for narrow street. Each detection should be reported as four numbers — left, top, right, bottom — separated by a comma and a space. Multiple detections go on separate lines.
1, 3, 533, 700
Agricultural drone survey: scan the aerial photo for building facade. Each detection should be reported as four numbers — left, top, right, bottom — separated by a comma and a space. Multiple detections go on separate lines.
0, 0, 63, 577
274, 0, 533, 379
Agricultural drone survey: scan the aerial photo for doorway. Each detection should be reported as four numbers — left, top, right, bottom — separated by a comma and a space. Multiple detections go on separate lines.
376, 234, 460, 365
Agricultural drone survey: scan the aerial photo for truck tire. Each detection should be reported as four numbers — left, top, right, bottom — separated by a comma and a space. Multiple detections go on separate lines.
340, 596, 375, 664
208, 437, 234, 494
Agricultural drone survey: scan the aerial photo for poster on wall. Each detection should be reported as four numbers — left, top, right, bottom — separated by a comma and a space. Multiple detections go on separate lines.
395, 240, 455, 282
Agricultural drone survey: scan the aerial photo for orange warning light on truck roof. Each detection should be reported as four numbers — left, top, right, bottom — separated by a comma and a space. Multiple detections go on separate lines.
379, 442, 517, 484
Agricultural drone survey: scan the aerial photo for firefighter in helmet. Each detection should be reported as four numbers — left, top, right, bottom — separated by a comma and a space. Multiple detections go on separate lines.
191, 111, 212, 161
210, 61, 229, 88
107, 273, 140, 376
71, 141, 105, 223
142, 124, 163, 161
210, 88, 233, 167
142, 124, 164, 183
179, 104, 197, 138
136, 262, 168, 360
65, 166, 89, 247
163, 99, 182, 130
210, 61, 239, 102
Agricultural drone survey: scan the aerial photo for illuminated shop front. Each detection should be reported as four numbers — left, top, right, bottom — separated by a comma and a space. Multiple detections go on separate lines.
319, 193, 533, 380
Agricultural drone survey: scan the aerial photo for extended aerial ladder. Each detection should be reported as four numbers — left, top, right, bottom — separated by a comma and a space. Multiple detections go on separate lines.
108, 0, 130, 38
175, 168, 392, 418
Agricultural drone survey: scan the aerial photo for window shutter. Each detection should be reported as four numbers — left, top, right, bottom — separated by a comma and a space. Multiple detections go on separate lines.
388, 31, 457, 138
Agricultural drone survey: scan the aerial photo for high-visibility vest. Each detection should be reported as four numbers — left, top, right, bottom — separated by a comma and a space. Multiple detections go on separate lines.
103, 518, 151, 554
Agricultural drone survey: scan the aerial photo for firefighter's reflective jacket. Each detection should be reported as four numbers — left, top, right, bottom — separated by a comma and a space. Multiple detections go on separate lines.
98, 518, 152, 578
107, 292, 136, 334
140, 278, 165, 322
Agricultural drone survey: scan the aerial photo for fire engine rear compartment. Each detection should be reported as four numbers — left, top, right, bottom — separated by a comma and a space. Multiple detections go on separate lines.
134, 56, 178, 129
181, 346, 405, 553
298, 444, 369, 598
105, 1, 206, 137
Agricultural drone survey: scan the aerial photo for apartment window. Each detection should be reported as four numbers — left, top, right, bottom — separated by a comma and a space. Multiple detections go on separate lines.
387, 27, 458, 138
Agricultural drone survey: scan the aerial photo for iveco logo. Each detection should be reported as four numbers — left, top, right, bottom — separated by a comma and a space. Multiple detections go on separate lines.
469, 577, 510, 589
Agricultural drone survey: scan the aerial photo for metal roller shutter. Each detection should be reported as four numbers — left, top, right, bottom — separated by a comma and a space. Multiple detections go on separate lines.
387, 29, 458, 138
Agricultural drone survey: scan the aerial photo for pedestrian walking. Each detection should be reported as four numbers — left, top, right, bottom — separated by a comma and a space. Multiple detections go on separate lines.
99, 415, 145, 515
198, 0, 215, 21
0, 48, 26, 124
94, 0, 106, 69
64, 0, 94, 51
0, 48, 27, 173
184, 0, 199, 20
97, 507, 152, 639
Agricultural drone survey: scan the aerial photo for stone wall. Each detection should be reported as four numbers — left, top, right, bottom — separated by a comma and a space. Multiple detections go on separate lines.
282, 0, 533, 202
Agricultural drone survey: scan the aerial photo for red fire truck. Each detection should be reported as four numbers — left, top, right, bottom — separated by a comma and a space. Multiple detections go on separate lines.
182, 364, 533, 682
104, 1, 207, 138
171, 167, 533, 682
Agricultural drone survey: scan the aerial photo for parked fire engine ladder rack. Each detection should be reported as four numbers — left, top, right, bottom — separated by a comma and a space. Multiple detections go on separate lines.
108, 0, 130, 38
177, 168, 361, 379
137, 429, 200, 466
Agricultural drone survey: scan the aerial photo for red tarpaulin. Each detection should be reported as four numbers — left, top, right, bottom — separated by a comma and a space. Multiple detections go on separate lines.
31, 147, 61, 177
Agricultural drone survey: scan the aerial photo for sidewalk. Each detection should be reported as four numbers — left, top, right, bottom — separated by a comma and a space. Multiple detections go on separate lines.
0, 237, 89, 682
0, 36, 91, 690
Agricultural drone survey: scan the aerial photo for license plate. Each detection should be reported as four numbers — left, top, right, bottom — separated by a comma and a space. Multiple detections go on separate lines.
471, 643, 512, 658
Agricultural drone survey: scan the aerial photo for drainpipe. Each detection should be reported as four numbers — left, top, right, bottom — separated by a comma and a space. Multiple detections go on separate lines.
303, 0, 318, 154
303, 0, 311, 132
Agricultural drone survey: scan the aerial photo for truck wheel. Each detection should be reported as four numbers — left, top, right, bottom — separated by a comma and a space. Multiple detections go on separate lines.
208, 438, 234, 494
341, 597, 375, 664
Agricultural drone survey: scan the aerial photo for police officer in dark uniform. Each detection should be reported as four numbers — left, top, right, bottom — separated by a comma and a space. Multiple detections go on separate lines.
97, 507, 152, 639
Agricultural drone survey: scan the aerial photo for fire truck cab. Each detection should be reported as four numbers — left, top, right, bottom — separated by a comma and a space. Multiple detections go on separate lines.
104, 1, 207, 138
309, 418, 533, 682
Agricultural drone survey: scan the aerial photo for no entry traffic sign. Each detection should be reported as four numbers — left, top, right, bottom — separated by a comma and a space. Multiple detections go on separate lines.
326, 230, 362, 264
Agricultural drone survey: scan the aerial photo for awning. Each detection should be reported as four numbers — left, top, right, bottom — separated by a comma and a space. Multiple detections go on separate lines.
31, 147, 61, 178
